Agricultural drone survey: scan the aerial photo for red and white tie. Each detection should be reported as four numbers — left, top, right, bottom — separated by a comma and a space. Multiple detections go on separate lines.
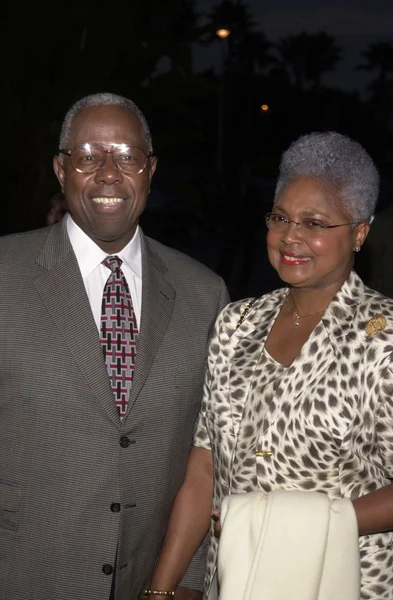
100, 256, 138, 419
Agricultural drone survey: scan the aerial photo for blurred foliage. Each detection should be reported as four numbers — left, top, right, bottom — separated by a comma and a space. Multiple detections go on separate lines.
273, 32, 342, 90
2, 0, 393, 235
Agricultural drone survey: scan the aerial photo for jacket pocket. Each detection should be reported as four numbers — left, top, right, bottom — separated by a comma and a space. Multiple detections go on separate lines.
0, 479, 22, 532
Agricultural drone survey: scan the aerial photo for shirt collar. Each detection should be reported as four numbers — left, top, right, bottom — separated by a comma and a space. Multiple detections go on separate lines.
66, 214, 142, 280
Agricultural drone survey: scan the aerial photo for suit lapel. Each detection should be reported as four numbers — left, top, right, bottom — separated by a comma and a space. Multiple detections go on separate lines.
260, 271, 364, 435
228, 290, 287, 441
126, 234, 175, 413
33, 220, 120, 426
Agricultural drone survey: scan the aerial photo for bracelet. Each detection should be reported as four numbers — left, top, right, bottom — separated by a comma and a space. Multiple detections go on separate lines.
144, 590, 175, 597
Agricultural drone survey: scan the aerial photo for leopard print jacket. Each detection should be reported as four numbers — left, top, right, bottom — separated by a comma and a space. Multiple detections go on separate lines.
194, 271, 393, 599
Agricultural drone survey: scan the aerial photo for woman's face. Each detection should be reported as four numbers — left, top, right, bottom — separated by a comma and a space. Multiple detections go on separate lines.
267, 176, 369, 291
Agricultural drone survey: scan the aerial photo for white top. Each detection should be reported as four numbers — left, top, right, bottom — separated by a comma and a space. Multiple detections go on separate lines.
66, 214, 142, 331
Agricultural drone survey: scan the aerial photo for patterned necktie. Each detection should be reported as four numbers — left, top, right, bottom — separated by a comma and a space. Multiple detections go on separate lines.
100, 256, 139, 419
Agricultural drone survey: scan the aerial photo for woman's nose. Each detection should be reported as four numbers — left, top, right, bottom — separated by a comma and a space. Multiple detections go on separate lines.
281, 221, 303, 243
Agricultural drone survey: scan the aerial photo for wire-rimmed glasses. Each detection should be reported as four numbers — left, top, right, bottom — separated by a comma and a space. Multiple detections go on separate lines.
265, 212, 361, 239
59, 143, 153, 175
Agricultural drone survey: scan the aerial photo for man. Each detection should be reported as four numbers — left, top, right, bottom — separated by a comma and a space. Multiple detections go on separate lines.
0, 93, 229, 600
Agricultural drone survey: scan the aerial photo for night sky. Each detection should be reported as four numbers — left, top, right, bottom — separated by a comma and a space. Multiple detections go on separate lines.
196, 0, 393, 93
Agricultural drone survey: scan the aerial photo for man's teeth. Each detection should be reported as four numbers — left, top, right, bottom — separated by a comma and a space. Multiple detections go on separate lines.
92, 197, 124, 205
283, 255, 311, 262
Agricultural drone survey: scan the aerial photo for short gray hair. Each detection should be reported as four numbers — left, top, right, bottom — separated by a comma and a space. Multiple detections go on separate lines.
59, 92, 153, 153
275, 132, 379, 222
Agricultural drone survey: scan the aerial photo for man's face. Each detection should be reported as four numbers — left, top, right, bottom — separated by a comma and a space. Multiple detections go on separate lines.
53, 105, 157, 253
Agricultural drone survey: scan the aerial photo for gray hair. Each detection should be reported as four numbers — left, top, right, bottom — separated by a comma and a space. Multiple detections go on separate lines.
59, 92, 153, 153
275, 132, 379, 222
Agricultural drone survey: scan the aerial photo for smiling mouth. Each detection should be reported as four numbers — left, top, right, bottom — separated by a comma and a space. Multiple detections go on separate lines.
92, 197, 124, 206
281, 254, 312, 264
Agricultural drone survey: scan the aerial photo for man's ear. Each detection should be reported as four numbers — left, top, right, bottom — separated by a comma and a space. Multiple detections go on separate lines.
53, 155, 65, 190
148, 156, 158, 182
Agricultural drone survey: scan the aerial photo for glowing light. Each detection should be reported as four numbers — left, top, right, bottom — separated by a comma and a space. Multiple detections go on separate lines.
216, 28, 231, 39
261, 104, 269, 112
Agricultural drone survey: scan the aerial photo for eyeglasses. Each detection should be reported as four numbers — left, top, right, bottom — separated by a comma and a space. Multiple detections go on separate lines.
59, 143, 153, 175
265, 212, 361, 239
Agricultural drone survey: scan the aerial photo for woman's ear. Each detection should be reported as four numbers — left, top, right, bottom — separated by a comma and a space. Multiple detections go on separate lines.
353, 222, 370, 252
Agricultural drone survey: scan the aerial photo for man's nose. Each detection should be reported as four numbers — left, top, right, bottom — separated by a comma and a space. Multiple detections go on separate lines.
94, 153, 123, 183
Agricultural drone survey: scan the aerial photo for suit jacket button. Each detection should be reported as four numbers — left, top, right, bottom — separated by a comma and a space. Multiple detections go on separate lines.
110, 503, 121, 513
102, 564, 113, 575
120, 436, 135, 448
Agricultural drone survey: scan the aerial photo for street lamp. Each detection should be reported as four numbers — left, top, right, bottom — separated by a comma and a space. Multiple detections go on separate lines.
216, 28, 231, 179
216, 28, 231, 39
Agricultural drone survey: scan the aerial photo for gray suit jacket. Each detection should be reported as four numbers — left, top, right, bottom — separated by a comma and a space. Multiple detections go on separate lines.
0, 218, 229, 600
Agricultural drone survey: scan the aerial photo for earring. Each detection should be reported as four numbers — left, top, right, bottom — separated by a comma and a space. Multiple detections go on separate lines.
355, 246, 361, 252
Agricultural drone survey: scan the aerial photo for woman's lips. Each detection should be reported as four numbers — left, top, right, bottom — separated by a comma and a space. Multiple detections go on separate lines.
280, 253, 312, 266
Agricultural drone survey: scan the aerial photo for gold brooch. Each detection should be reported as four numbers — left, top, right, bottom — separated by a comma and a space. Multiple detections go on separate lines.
365, 314, 386, 337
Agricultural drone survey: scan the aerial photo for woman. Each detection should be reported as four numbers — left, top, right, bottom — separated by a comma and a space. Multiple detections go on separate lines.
147, 132, 393, 600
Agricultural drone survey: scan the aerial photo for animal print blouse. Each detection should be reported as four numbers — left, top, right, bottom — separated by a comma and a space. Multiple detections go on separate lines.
194, 271, 393, 600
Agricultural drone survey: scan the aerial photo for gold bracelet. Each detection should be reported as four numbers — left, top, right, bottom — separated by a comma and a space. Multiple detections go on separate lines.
144, 590, 175, 597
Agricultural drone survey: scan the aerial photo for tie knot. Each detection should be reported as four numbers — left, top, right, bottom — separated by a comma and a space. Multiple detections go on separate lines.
103, 256, 122, 272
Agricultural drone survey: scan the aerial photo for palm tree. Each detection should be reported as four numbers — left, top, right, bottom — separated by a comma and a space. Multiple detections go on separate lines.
357, 41, 393, 85
306, 32, 343, 88
157, 0, 203, 74
357, 41, 393, 143
275, 32, 342, 90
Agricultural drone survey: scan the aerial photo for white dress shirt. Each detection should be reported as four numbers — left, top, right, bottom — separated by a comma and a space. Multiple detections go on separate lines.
66, 215, 142, 331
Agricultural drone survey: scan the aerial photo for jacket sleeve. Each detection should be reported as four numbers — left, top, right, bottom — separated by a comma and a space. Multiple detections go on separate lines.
193, 293, 233, 451
376, 359, 393, 479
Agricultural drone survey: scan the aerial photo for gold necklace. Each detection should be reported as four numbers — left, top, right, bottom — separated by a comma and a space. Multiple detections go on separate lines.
292, 307, 326, 326
286, 291, 328, 326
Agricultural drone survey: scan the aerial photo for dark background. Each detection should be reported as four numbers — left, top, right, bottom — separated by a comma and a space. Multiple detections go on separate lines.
3, 0, 393, 298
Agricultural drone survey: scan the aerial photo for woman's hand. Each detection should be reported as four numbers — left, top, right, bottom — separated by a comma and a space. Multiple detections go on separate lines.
148, 448, 214, 596
212, 508, 221, 538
